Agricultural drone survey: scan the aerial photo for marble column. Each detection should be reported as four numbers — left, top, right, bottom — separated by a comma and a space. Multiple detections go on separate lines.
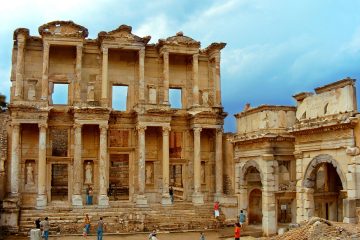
192, 127, 204, 204
36, 123, 47, 208
98, 124, 109, 206
101, 47, 109, 107
74, 45, 82, 103
72, 123, 83, 206
15, 39, 25, 100
139, 47, 145, 103
10, 123, 20, 195
214, 54, 221, 106
136, 125, 148, 206
215, 128, 223, 198
41, 42, 50, 101
192, 53, 199, 106
163, 51, 169, 104
161, 126, 171, 205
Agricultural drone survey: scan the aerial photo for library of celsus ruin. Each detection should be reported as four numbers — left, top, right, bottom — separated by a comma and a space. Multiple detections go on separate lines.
0, 21, 359, 236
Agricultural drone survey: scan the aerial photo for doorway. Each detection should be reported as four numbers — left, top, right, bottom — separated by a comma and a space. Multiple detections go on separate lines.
51, 164, 68, 201
249, 188, 262, 224
109, 154, 129, 201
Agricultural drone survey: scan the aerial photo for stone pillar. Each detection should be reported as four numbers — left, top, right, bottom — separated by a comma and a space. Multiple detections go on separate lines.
41, 42, 50, 101
36, 123, 47, 208
261, 157, 277, 236
215, 128, 223, 199
192, 127, 204, 204
10, 123, 20, 195
343, 198, 357, 223
192, 53, 199, 106
163, 51, 169, 104
74, 45, 82, 103
72, 123, 83, 206
214, 54, 221, 106
139, 47, 145, 103
295, 151, 304, 223
161, 126, 171, 205
15, 38, 25, 99
302, 187, 314, 221
98, 124, 109, 206
136, 125, 148, 206
101, 47, 109, 107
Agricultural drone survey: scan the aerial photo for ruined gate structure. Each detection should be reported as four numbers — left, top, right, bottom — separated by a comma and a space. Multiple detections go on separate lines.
0, 21, 236, 234
231, 79, 360, 235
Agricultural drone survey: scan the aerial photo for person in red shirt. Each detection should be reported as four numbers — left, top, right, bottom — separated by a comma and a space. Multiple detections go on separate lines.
234, 222, 241, 240
214, 201, 220, 218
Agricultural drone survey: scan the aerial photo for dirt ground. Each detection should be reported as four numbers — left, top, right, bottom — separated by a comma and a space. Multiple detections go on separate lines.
5, 231, 255, 240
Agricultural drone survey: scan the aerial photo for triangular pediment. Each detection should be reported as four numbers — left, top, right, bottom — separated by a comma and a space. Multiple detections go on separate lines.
158, 31, 200, 48
38, 21, 88, 38
98, 24, 151, 45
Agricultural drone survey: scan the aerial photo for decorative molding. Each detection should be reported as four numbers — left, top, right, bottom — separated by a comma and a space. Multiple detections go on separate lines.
38, 21, 88, 38
157, 31, 200, 48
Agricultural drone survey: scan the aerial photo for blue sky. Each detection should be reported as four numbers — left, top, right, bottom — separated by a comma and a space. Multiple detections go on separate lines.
1, 0, 360, 132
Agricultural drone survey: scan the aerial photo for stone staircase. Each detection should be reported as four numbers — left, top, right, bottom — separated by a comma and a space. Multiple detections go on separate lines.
18, 202, 224, 236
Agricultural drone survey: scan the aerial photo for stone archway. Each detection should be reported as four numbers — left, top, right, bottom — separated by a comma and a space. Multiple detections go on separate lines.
302, 154, 346, 222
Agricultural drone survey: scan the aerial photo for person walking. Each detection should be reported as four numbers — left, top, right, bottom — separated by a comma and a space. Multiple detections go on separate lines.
40, 217, 50, 240
214, 201, 220, 218
239, 210, 246, 228
234, 222, 241, 240
169, 186, 174, 204
199, 232, 206, 240
84, 214, 91, 237
35, 218, 41, 229
148, 229, 157, 240
97, 217, 105, 240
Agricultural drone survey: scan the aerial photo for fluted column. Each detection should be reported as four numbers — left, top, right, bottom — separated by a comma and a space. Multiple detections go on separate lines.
101, 47, 109, 107
214, 54, 221, 106
36, 123, 47, 208
98, 124, 109, 206
215, 128, 223, 198
139, 47, 145, 103
163, 51, 169, 104
136, 125, 148, 206
192, 127, 204, 204
72, 123, 83, 206
192, 53, 199, 106
15, 39, 25, 99
10, 123, 20, 195
41, 42, 50, 101
74, 45, 82, 103
161, 126, 171, 205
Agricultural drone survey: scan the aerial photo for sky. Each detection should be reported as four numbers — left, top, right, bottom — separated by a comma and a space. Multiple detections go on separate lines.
1, 0, 360, 132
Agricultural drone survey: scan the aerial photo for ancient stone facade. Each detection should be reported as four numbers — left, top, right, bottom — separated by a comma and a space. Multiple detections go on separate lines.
0, 21, 231, 233
231, 78, 360, 236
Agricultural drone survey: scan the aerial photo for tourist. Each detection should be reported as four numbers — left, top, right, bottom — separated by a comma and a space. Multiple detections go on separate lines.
169, 186, 174, 203
234, 222, 241, 240
239, 210, 246, 228
148, 229, 157, 240
199, 232, 206, 240
97, 217, 105, 240
86, 185, 93, 205
35, 218, 41, 229
84, 214, 91, 237
88, 187, 94, 205
40, 217, 50, 240
214, 201, 220, 218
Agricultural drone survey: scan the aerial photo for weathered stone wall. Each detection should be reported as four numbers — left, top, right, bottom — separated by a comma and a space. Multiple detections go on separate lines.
0, 111, 10, 200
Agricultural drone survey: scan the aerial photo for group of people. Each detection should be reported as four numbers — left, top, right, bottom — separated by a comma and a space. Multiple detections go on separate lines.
34, 217, 50, 240
82, 214, 105, 240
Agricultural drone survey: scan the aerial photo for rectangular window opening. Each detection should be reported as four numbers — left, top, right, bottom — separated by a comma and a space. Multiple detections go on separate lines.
112, 85, 128, 111
169, 88, 182, 109
52, 83, 69, 105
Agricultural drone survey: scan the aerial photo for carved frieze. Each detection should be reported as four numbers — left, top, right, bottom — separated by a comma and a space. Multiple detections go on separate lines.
38, 21, 88, 38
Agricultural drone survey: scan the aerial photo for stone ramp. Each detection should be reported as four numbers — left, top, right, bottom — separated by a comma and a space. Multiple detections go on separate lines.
19, 202, 224, 236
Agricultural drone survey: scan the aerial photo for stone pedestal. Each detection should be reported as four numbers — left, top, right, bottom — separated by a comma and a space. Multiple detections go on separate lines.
72, 195, 83, 207
192, 192, 204, 205
30, 229, 42, 240
161, 194, 172, 205
343, 199, 357, 223
136, 195, 148, 207
36, 195, 47, 209
98, 195, 109, 207
1, 196, 20, 233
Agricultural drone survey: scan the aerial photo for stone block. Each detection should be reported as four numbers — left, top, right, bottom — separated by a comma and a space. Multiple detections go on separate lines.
98, 195, 109, 207
72, 195, 83, 207
192, 192, 204, 205
30, 229, 41, 240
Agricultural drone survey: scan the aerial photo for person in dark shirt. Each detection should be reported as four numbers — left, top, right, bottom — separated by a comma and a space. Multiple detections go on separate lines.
35, 218, 41, 229
169, 186, 174, 204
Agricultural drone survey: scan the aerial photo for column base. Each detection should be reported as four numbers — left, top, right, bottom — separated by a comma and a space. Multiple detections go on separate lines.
192, 192, 204, 205
136, 195, 148, 207
72, 194, 83, 207
343, 217, 357, 224
36, 194, 47, 209
161, 194, 172, 206
98, 195, 109, 207
214, 193, 224, 202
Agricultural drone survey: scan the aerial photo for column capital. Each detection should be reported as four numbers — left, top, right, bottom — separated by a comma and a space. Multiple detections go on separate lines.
43, 42, 50, 50
99, 124, 108, 131
163, 51, 169, 60
76, 45, 83, 51
73, 123, 82, 129
162, 126, 171, 135
193, 127, 202, 133
216, 128, 224, 134
136, 125, 147, 133
102, 47, 108, 54
139, 47, 145, 57
193, 53, 199, 60
11, 122, 20, 129
38, 123, 48, 129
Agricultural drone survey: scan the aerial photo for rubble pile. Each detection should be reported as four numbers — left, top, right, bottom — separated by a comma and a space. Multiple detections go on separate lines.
270, 217, 360, 240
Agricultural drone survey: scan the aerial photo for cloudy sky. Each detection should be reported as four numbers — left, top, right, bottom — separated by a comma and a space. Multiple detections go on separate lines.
1, 0, 360, 131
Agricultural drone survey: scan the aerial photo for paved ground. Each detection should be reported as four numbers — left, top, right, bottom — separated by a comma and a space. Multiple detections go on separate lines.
5, 231, 255, 240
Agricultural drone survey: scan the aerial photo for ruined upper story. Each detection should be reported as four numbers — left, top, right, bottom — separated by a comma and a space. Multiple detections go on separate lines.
233, 105, 296, 142
9, 21, 226, 113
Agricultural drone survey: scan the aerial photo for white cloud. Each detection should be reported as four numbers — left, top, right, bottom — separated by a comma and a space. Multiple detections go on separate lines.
134, 15, 175, 43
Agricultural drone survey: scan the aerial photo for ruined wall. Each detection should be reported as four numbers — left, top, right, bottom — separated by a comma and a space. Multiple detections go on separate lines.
0, 111, 10, 200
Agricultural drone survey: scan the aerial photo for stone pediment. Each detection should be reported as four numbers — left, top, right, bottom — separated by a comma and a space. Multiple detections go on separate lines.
98, 25, 151, 45
158, 31, 200, 48
38, 21, 88, 38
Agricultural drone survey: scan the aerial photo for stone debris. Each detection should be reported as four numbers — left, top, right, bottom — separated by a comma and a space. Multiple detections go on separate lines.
268, 217, 360, 240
